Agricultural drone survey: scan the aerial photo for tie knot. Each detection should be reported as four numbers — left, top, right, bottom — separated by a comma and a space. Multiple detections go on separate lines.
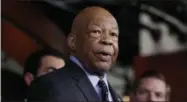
98, 80, 108, 89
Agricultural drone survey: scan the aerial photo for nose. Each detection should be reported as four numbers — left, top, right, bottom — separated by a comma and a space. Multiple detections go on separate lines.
147, 93, 156, 102
99, 33, 113, 45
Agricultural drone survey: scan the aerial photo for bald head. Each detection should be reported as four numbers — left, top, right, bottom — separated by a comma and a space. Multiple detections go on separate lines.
68, 6, 119, 76
71, 6, 117, 34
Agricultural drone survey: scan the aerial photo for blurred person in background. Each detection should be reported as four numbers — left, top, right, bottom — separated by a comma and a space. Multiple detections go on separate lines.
2, 48, 66, 102
131, 70, 170, 102
23, 48, 66, 102
24, 48, 66, 86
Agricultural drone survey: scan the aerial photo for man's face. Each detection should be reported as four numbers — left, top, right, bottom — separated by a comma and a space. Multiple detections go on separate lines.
135, 77, 167, 102
37, 55, 65, 76
76, 14, 119, 74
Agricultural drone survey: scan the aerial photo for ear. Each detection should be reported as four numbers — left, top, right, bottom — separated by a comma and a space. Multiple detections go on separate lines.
24, 72, 34, 86
67, 33, 76, 51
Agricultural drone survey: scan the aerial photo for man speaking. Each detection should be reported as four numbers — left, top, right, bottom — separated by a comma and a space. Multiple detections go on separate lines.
27, 6, 121, 102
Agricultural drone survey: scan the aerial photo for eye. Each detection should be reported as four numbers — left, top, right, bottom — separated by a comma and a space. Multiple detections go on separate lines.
92, 30, 101, 34
110, 32, 118, 37
92, 30, 101, 33
155, 92, 165, 98
90, 30, 101, 37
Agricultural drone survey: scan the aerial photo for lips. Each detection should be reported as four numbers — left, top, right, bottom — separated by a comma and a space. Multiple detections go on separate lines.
95, 51, 113, 61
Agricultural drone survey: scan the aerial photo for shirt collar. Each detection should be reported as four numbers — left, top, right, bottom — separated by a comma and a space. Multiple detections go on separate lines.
69, 56, 109, 87
70, 55, 84, 68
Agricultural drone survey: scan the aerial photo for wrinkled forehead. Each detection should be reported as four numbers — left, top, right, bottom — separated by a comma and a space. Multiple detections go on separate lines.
87, 15, 118, 30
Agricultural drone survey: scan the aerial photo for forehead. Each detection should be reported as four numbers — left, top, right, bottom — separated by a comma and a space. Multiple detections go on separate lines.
139, 77, 166, 93
88, 16, 118, 29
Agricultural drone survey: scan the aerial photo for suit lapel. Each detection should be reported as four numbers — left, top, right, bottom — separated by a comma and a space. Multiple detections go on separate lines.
77, 76, 101, 102
66, 59, 101, 102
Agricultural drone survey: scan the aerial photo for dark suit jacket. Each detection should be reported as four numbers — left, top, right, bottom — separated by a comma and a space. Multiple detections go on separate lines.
27, 59, 122, 102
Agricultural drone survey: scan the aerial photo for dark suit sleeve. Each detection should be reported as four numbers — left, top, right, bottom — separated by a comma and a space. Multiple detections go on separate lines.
27, 77, 54, 102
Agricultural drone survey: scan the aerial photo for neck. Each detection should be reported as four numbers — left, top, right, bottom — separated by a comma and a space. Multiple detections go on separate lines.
70, 55, 106, 77
81, 61, 105, 77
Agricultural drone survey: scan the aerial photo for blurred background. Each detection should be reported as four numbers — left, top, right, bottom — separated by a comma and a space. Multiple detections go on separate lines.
1, 0, 187, 101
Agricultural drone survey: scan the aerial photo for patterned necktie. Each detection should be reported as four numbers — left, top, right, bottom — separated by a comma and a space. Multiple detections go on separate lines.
98, 79, 109, 102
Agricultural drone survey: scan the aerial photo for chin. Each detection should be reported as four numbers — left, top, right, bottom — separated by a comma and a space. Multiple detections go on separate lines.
96, 62, 112, 72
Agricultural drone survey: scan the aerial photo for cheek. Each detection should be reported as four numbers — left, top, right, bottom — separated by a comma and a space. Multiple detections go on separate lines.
113, 43, 119, 57
81, 42, 96, 60
84, 39, 99, 51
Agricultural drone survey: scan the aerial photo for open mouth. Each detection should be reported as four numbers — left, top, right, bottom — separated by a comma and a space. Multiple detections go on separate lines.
95, 51, 112, 61
98, 52, 111, 56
